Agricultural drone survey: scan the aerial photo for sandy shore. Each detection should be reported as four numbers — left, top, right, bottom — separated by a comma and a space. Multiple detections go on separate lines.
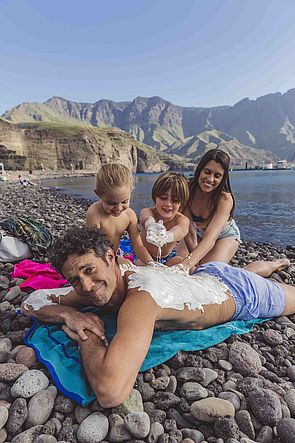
0, 182, 295, 442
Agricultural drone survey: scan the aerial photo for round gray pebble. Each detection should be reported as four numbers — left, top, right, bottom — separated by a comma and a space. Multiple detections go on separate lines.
124, 412, 150, 438
277, 418, 295, 443
11, 370, 49, 398
180, 382, 208, 401
77, 412, 109, 443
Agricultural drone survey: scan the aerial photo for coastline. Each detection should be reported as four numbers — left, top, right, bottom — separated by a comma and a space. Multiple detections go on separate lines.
0, 169, 96, 183
0, 182, 295, 441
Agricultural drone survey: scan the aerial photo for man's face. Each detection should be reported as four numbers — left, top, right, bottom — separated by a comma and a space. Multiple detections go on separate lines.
62, 249, 117, 306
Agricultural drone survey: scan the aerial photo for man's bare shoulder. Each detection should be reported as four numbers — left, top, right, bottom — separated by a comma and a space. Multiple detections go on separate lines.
122, 269, 160, 310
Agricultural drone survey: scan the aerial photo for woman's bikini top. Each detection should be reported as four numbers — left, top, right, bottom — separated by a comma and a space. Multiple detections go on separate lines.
191, 213, 206, 223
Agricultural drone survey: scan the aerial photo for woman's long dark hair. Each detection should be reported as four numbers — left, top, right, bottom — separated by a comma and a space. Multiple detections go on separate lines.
188, 149, 235, 226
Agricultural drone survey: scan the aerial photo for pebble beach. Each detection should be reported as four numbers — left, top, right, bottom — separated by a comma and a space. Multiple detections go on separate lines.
0, 182, 295, 443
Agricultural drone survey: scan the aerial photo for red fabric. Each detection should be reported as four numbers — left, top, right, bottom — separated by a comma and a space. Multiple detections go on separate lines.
12, 259, 68, 290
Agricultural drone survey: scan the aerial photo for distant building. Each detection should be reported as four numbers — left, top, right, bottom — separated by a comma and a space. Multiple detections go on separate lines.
265, 162, 273, 169
276, 160, 288, 169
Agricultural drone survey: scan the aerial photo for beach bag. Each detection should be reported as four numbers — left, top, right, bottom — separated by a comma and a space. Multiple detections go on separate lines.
0, 228, 32, 262
0, 217, 52, 261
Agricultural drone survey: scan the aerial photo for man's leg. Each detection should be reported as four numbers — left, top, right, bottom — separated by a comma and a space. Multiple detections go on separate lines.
244, 258, 290, 277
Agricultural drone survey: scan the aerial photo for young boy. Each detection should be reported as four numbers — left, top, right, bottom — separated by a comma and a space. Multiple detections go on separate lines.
140, 172, 190, 265
86, 164, 154, 265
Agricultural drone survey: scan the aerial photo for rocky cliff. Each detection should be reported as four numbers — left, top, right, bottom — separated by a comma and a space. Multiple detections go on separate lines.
0, 120, 169, 173
3, 89, 295, 161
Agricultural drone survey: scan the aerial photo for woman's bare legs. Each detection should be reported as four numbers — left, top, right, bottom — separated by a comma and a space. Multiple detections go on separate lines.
200, 237, 239, 264
244, 258, 291, 277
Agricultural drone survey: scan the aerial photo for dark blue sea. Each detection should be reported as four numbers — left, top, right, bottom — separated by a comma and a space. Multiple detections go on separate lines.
41, 170, 295, 247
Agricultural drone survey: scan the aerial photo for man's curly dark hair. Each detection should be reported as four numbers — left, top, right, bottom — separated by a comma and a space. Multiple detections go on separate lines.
49, 226, 113, 275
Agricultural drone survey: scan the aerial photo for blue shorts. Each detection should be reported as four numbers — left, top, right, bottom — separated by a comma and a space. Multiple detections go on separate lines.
193, 262, 286, 320
152, 249, 176, 265
196, 219, 241, 243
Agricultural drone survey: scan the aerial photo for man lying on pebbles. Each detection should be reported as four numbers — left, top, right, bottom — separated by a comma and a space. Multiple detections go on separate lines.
22, 226, 293, 408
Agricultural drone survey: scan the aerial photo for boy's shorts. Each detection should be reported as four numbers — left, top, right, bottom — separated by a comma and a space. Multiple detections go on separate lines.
152, 249, 177, 265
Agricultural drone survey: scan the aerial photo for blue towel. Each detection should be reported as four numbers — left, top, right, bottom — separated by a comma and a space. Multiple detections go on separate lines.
25, 308, 269, 406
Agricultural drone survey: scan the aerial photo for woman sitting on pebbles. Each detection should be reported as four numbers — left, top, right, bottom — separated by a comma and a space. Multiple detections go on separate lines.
178, 149, 241, 271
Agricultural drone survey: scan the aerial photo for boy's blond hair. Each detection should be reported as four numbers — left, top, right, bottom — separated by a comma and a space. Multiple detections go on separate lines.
95, 164, 134, 196
151, 171, 189, 212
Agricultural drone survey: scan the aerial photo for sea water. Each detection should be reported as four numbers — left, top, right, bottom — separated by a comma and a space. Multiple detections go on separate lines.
41, 170, 295, 246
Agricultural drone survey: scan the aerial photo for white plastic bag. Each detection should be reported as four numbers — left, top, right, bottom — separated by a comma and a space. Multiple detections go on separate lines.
0, 229, 32, 262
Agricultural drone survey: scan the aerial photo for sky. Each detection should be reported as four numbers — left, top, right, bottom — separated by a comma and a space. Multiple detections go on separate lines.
1, 0, 295, 114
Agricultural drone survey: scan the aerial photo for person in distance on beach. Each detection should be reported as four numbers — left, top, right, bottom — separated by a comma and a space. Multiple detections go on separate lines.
23, 226, 292, 408
178, 148, 241, 271
139, 171, 190, 265
18, 174, 36, 187
86, 163, 154, 265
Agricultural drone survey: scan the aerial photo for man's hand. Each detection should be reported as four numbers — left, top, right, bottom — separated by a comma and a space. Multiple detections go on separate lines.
64, 311, 108, 346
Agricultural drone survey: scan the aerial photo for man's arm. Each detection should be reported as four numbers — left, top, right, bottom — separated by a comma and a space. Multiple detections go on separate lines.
79, 287, 159, 407
22, 290, 106, 342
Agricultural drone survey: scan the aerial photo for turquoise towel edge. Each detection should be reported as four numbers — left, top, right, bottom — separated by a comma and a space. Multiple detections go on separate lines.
25, 310, 270, 406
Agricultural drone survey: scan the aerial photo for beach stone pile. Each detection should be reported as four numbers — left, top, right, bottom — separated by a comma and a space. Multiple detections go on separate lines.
0, 183, 295, 443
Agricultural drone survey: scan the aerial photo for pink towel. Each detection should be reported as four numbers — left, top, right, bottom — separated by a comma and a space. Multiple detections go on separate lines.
12, 259, 68, 290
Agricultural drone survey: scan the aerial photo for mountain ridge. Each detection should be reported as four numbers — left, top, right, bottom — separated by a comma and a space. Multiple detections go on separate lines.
0, 118, 184, 172
3, 88, 295, 162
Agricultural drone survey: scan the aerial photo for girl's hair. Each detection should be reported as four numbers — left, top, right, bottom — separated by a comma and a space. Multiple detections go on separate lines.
95, 164, 134, 196
152, 171, 189, 212
188, 149, 235, 225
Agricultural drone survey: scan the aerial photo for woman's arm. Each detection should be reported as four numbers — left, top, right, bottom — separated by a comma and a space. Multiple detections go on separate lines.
182, 208, 198, 253
182, 194, 233, 269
